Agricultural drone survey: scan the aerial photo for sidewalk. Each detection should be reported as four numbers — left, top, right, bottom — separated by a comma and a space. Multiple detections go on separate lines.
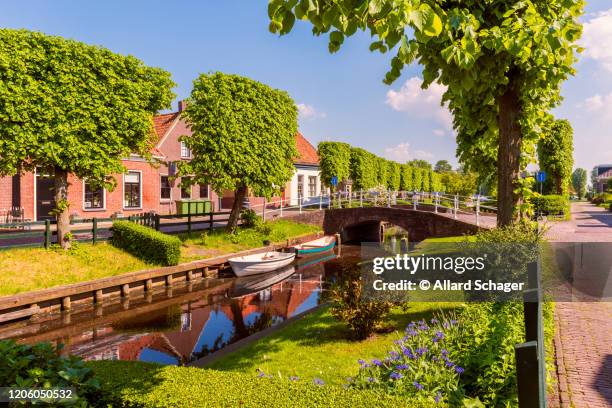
547, 202, 612, 407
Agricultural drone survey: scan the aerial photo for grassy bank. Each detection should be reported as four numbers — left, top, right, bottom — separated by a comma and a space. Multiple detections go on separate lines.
0, 243, 149, 296
0, 219, 321, 296
206, 302, 459, 386
179, 219, 321, 262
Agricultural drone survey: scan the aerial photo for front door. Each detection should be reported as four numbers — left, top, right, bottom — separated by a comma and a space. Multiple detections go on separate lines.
36, 171, 55, 221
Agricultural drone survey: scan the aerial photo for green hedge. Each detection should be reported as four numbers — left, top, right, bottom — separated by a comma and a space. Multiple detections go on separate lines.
111, 221, 181, 266
531, 194, 569, 216
88, 361, 424, 408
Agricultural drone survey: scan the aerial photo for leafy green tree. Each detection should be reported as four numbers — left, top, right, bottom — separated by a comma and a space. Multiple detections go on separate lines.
375, 157, 389, 188
607, 179, 612, 193
179, 73, 298, 230
407, 159, 432, 170
412, 167, 423, 192
434, 160, 452, 173
591, 167, 599, 192
387, 161, 401, 190
571, 168, 587, 199
0, 29, 174, 248
400, 165, 414, 191
318, 141, 352, 190
350, 147, 377, 190
421, 168, 430, 191
269, 0, 583, 226
441, 171, 478, 197
537, 119, 574, 195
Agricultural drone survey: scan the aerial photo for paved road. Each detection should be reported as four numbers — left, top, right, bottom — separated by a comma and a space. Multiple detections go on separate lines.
547, 202, 612, 407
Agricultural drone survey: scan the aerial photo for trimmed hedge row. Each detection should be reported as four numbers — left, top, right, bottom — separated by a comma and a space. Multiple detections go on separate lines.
88, 361, 424, 408
531, 194, 569, 216
111, 220, 181, 266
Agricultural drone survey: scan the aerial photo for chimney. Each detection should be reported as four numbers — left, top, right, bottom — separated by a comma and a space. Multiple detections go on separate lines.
178, 100, 188, 112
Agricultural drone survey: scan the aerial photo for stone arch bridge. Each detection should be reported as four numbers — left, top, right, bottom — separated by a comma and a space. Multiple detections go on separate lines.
321, 206, 487, 242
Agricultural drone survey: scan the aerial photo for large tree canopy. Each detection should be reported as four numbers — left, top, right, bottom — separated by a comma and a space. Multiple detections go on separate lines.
537, 118, 573, 195
0, 29, 175, 247
179, 73, 298, 230
268, 0, 583, 225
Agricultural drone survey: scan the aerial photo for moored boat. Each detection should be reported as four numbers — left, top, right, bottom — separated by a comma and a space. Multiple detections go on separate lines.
229, 265, 296, 298
293, 236, 337, 257
228, 251, 296, 277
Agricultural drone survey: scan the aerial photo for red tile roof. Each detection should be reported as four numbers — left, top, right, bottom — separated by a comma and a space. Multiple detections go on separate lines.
152, 112, 179, 142
295, 132, 319, 165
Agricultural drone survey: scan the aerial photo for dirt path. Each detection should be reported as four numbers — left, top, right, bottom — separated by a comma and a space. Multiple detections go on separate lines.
547, 202, 612, 407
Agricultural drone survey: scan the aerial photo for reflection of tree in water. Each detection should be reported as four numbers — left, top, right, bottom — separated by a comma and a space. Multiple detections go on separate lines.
189, 300, 276, 362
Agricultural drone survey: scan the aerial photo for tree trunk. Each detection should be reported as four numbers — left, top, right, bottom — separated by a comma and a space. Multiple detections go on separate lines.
226, 184, 248, 232
496, 79, 522, 227
54, 167, 71, 249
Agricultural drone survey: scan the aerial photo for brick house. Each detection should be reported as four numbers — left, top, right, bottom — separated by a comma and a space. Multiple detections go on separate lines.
0, 103, 321, 221
593, 164, 612, 193
0, 101, 218, 221
219, 132, 322, 210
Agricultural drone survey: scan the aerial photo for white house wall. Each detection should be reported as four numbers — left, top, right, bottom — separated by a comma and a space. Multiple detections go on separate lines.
288, 166, 320, 206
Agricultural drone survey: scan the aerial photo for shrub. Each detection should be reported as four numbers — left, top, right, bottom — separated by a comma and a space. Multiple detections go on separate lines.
111, 220, 181, 266
240, 209, 259, 228
530, 194, 569, 216
352, 302, 526, 406
88, 360, 418, 408
328, 264, 394, 339
0, 340, 107, 406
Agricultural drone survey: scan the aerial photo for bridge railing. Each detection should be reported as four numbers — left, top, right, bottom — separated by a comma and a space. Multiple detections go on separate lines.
246, 190, 496, 226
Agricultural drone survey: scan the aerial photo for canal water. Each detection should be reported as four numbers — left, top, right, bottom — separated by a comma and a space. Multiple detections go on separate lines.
0, 245, 365, 366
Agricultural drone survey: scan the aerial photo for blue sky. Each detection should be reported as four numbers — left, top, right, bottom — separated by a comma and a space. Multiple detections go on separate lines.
2, 1, 611, 173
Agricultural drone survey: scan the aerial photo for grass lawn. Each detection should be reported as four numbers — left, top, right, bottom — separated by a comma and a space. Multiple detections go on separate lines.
179, 219, 321, 262
0, 243, 150, 296
206, 302, 461, 386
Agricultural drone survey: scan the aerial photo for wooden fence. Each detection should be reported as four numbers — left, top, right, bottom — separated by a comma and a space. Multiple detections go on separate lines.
0, 211, 233, 250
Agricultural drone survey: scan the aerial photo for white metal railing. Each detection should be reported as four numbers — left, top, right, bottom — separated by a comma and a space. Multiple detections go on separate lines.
245, 190, 496, 226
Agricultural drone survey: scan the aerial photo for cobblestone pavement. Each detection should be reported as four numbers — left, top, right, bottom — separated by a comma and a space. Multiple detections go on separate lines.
548, 202, 612, 407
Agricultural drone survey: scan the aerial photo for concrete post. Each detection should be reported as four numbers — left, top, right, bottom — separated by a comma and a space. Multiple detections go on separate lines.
319, 194, 322, 210
280, 195, 283, 217
299, 196, 302, 214
360, 190, 363, 207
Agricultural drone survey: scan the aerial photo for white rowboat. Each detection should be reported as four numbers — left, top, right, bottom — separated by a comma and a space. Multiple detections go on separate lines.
229, 251, 296, 277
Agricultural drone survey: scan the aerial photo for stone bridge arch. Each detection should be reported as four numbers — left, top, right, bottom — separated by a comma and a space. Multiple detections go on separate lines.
322, 207, 482, 242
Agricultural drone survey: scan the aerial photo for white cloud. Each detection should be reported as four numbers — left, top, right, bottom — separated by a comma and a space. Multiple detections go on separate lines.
433, 129, 445, 137
580, 9, 612, 72
297, 103, 326, 120
384, 142, 433, 163
386, 77, 453, 130
581, 93, 612, 119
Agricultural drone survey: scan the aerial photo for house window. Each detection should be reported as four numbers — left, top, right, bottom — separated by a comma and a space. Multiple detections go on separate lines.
124, 171, 141, 208
297, 175, 304, 198
180, 141, 191, 158
84, 182, 104, 209
160, 175, 171, 201
308, 176, 317, 197
199, 184, 209, 199
181, 177, 192, 199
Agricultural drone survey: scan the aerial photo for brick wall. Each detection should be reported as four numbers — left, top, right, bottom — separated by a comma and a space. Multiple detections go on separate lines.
0, 176, 13, 210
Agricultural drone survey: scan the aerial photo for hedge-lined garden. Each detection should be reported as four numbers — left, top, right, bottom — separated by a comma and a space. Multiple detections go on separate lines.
530, 194, 570, 218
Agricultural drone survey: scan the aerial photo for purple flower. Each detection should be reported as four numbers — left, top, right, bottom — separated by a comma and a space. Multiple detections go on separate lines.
389, 350, 400, 360
402, 348, 414, 359
389, 372, 403, 380
455, 366, 465, 374
372, 359, 383, 366
289, 376, 299, 381
257, 372, 266, 378
435, 392, 442, 403
432, 356, 439, 362
358, 359, 366, 365
413, 381, 424, 391
445, 360, 455, 368
441, 348, 448, 356
450, 319, 458, 325
395, 364, 409, 370
313, 378, 325, 386
442, 322, 450, 329
367, 377, 376, 383
435, 331, 445, 339
430, 318, 439, 324
394, 339, 403, 345
415, 347, 428, 356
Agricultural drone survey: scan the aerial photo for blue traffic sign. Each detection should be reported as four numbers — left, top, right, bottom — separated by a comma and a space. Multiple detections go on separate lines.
536, 171, 547, 183
331, 176, 338, 186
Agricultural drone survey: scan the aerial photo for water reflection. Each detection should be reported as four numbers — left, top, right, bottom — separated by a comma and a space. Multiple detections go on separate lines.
1, 250, 357, 366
